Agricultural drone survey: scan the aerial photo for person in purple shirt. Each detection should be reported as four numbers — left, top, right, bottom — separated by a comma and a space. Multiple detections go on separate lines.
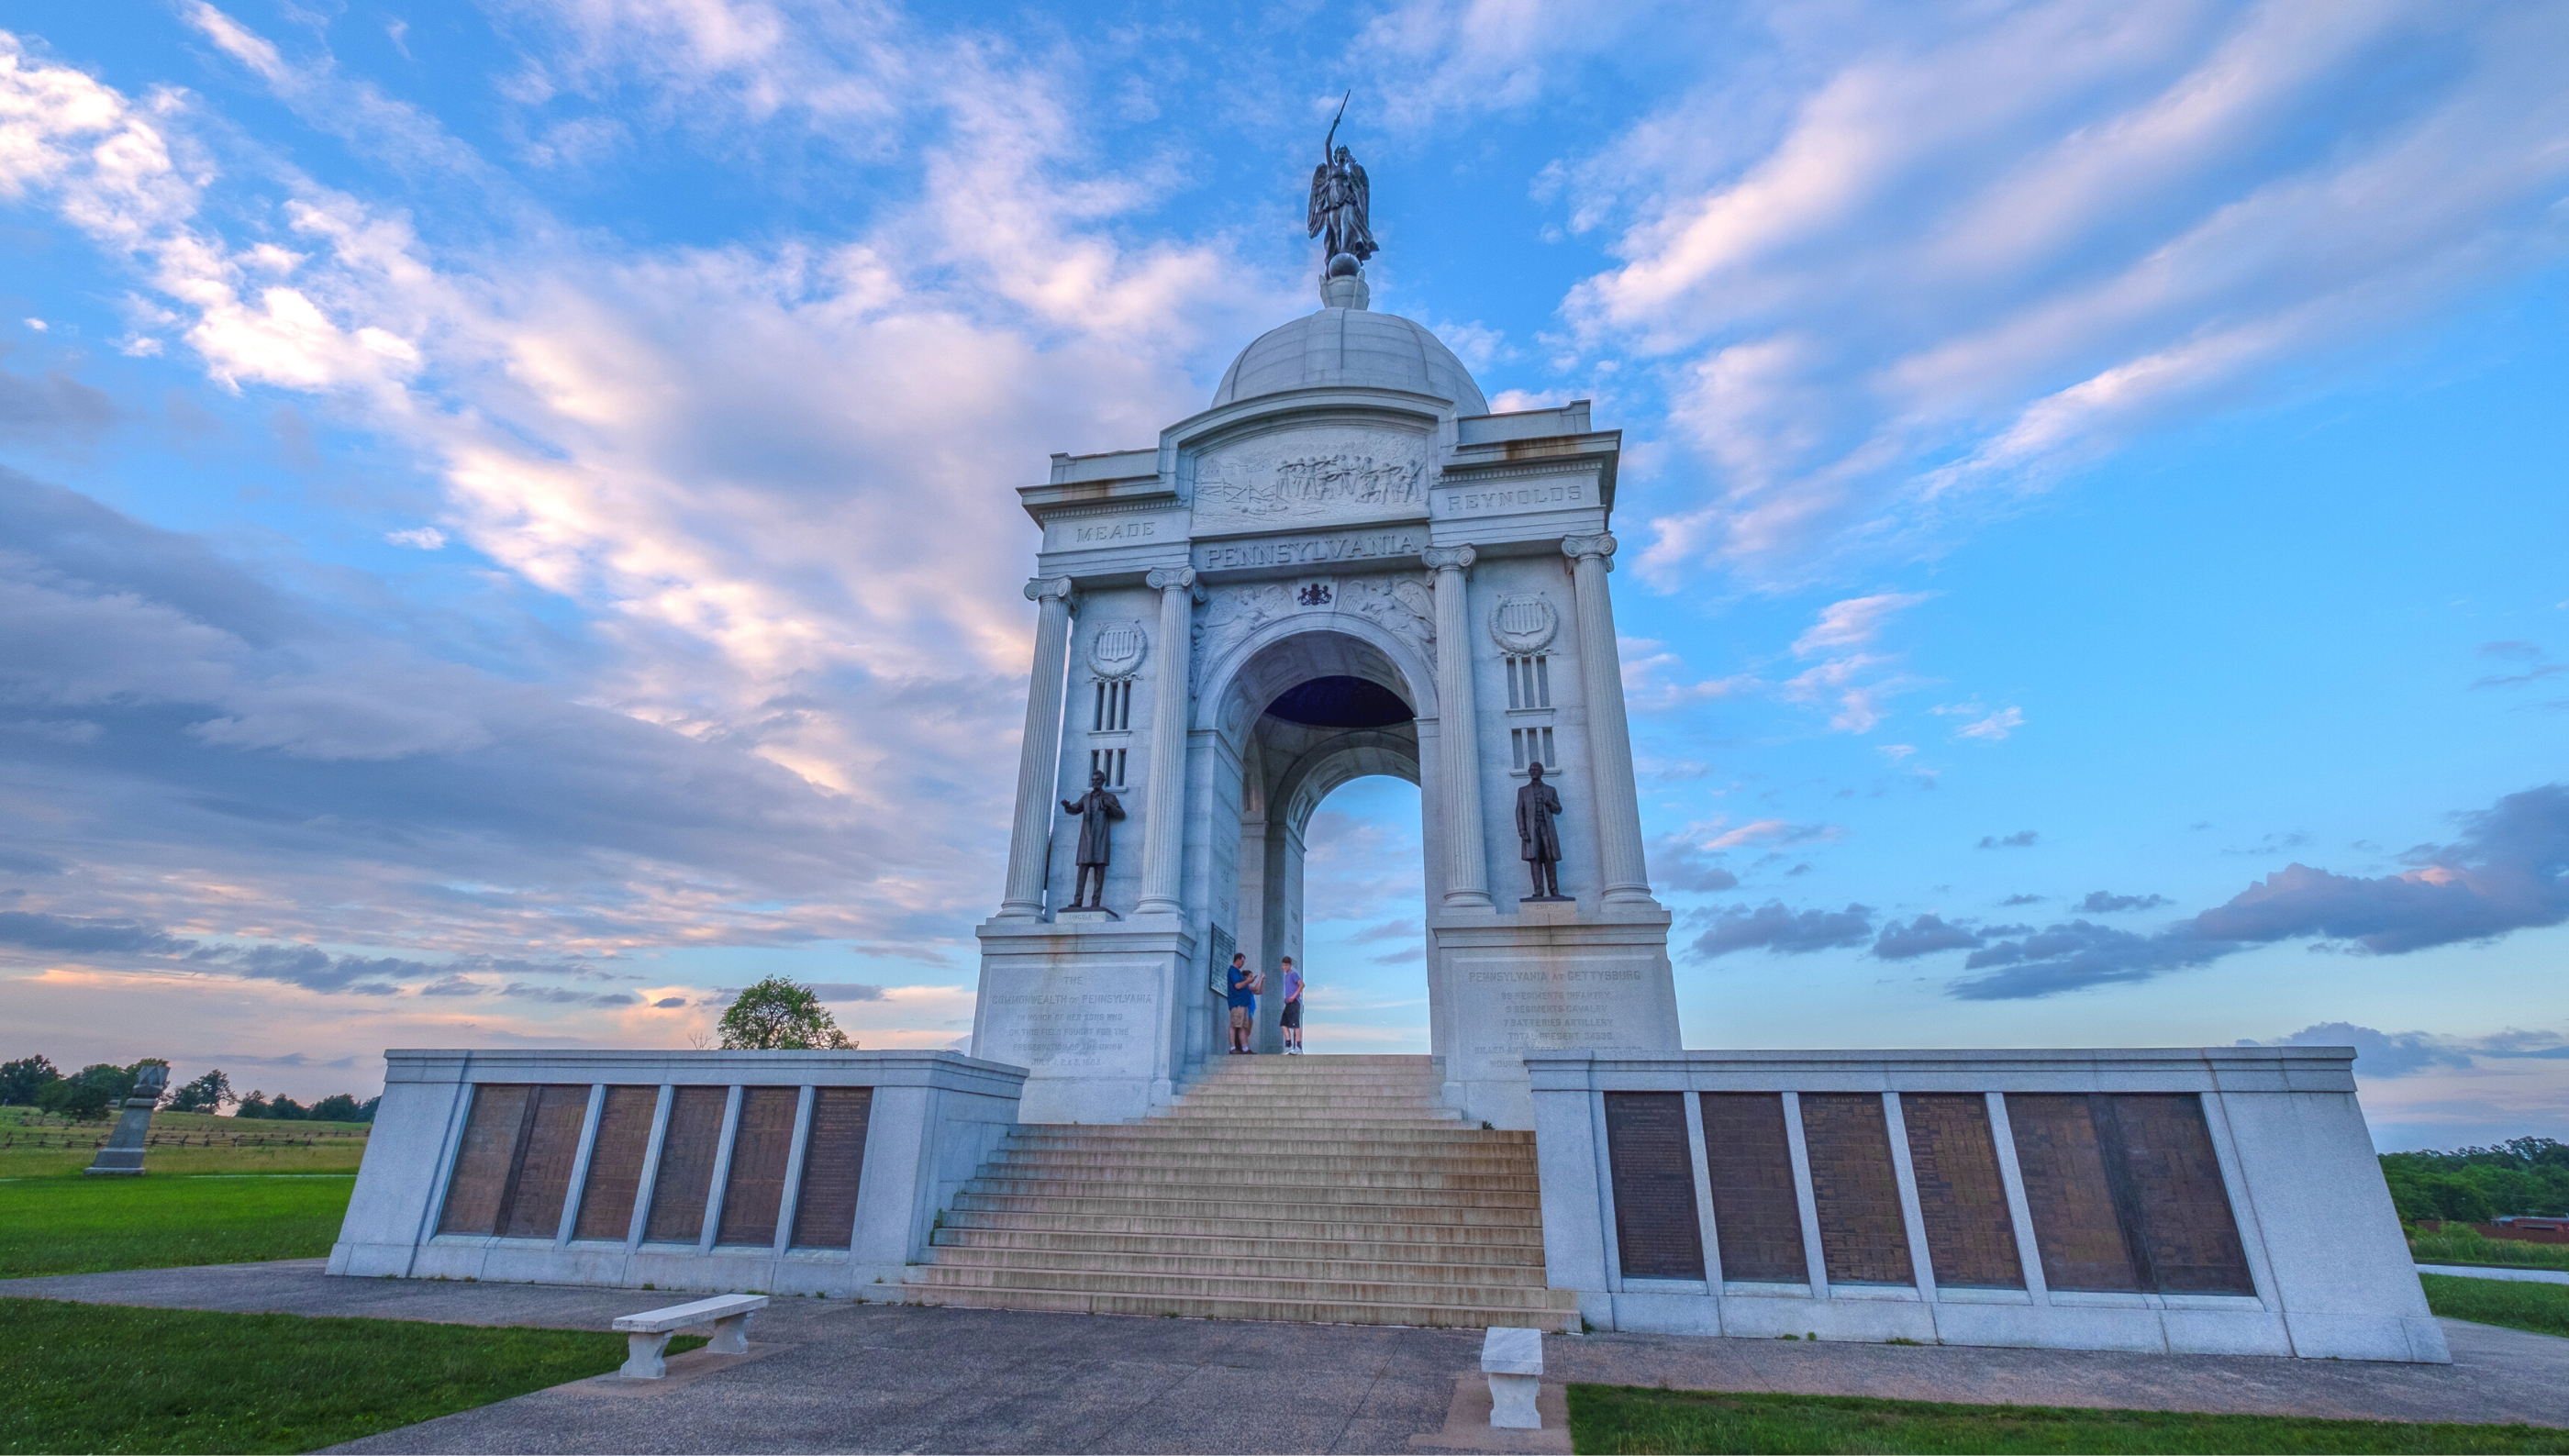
1277, 956, 1305, 1054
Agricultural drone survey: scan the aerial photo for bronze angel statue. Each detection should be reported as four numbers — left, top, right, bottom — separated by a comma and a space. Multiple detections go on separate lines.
1307, 94, 1376, 265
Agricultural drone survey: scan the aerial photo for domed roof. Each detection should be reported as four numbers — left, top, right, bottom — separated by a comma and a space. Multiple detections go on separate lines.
1211, 307, 1487, 416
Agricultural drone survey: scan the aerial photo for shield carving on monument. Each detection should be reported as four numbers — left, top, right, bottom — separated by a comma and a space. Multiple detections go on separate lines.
1087, 621, 1147, 680
1488, 593, 1559, 654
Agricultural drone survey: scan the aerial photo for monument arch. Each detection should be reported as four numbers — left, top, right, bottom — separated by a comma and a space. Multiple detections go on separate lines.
971, 267, 1683, 1127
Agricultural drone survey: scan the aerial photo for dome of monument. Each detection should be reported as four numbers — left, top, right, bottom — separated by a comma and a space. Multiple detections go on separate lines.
1210, 306, 1488, 417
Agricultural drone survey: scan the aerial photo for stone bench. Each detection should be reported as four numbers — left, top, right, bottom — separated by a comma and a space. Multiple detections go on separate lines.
1483, 1326, 1542, 1430
613, 1293, 769, 1379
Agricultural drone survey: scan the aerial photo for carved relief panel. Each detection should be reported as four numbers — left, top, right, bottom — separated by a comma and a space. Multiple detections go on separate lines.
1188, 425, 1431, 535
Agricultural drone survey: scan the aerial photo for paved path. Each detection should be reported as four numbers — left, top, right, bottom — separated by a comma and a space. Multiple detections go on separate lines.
2419, 1262, 2569, 1285
6, 1262, 2566, 1453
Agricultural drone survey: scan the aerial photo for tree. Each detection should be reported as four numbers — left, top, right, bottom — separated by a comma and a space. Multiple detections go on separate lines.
309, 1093, 363, 1123
0, 1055, 61, 1106
236, 1090, 271, 1119
167, 1069, 235, 1113
716, 977, 855, 1050
35, 1076, 114, 1122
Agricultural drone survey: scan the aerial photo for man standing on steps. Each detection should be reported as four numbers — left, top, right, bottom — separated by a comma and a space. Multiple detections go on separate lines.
1227, 952, 1257, 1054
1277, 956, 1305, 1054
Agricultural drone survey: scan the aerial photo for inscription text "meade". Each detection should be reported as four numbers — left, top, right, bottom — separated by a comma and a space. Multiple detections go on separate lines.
1194, 529, 1428, 572
1073, 519, 1157, 542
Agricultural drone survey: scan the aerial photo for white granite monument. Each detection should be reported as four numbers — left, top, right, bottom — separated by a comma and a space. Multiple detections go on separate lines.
973, 234, 1680, 1128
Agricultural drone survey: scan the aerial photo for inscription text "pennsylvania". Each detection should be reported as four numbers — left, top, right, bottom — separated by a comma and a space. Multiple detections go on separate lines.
1193, 528, 1429, 572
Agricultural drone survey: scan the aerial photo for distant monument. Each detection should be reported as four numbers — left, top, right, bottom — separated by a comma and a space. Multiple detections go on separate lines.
84, 1061, 167, 1177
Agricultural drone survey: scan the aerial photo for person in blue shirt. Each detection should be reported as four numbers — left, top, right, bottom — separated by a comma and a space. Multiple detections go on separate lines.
1227, 951, 1258, 1054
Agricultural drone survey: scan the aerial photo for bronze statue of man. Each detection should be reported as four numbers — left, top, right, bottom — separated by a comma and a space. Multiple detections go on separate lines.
1517, 761, 1565, 900
1061, 768, 1125, 910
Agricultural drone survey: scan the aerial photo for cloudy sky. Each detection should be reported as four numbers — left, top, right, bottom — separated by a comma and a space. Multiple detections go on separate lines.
2, 0, 2562, 1149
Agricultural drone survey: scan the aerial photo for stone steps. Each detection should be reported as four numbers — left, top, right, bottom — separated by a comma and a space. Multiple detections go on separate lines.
928, 1227, 1547, 1264
906, 1053, 1571, 1329
941, 1207, 1543, 1242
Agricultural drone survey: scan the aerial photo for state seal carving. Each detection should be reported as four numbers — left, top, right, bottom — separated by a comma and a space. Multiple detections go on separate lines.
1086, 620, 1147, 680
1489, 593, 1559, 654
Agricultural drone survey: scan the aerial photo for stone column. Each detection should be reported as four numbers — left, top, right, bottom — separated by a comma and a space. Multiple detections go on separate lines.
1423, 546, 1495, 912
1135, 566, 1197, 917
1563, 534, 1652, 906
996, 576, 1075, 919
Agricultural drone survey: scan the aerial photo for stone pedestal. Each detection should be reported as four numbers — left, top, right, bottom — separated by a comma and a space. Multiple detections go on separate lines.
1435, 899, 1679, 1128
84, 1095, 158, 1176
973, 916, 1195, 1123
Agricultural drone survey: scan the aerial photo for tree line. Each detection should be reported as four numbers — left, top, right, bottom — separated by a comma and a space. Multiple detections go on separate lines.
2382, 1137, 2569, 1223
0, 1056, 378, 1125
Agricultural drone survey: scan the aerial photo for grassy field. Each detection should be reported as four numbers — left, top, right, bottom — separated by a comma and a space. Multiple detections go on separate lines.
2421, 1273, 2569, 1339
1564, 1385, 2569, 1455
0, 1296, 701, 1455
0, 1172, 358, 1280
2411, 1225, 2569, 1273
0, 1106, 370, 1181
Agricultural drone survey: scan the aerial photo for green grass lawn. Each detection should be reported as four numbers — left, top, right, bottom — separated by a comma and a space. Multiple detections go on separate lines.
2421, 1273, 2569, 1339
0, 1106, 370, 1180
0, 1296, 701, 1455
1565, 1385, 2569, 1455
2411, 1226, 2569, 1273
0, 1173, 356, 1280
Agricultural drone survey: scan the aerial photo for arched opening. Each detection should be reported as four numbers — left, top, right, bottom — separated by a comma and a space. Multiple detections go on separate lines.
1294, 774, 1429, 1054
1202, 622, 1438, 1064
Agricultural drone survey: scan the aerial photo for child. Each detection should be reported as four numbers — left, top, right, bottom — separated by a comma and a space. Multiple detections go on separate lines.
1278, 956, 1305, 1053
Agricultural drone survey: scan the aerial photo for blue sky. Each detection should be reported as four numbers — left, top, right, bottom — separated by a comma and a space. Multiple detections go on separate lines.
0, 0, 2562, 1149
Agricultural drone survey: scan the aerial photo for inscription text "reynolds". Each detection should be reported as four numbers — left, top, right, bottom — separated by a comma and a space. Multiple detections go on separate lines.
1442, 482, 1585, 514
1194, 530, 1428, 572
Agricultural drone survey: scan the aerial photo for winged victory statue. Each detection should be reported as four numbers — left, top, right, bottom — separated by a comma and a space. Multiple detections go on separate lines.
1307, 94, 1376, 269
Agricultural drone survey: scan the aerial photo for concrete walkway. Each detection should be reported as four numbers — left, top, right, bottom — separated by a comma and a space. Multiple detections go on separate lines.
2419, 1262, 2569, 1285
6, 1261, 2566, 1453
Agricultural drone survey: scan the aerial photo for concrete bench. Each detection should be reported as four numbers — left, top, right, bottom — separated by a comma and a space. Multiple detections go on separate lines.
1482, 1326, 1542, 1430
613, 1293, 769, 1379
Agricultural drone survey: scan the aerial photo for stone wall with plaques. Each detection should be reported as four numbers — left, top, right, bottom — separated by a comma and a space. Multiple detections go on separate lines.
330, 1049, 1025, 1298
1529, 1046, 2447, 1363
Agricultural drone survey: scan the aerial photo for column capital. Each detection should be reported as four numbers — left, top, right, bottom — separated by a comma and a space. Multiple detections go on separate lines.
1561, 533, 1618, 564
1420, 544, 1477, 572
1144, 565, 1200, 595
1023, 575, 1075, 603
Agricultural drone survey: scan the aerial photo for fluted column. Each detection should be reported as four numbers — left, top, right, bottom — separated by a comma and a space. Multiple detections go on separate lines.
1563, 534, 1652, 905
1423, 546, 1494, 911
998, 576, 1076, 918
1135, 566, 1197, 917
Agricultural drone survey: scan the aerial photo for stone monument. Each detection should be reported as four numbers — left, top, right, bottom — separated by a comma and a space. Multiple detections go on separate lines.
84, 1061, 167, 1176
973, 115, 1680, 1126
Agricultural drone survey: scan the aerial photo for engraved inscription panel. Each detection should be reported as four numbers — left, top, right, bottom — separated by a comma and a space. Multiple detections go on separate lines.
642, 1085, 729, 1245
1459, 960, 1655, 1074
1604, 1092, 1706, 1280
1801, 1093, 1915, 1286
1192, 427, 1428, 532
2102, 1094, 2255, 1295
1900, 1093, 2023, 1289
498, 1084, 591, 1240
716, 1086, 800, 1247
573, 1085, 660, 1242
2007, 1094, 2143, 1292
438, 1084, 529, 1236
982, 970, 1160, 1073
1700, 1093, 1807, 1284
791, 1087, 874, 1250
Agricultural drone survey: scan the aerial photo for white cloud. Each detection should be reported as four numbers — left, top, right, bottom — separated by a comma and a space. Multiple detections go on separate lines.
1954, 706, 2024, 741
384, 527, 446, 550
1792, 591, 1935, 655
1555, 0, 2569, 578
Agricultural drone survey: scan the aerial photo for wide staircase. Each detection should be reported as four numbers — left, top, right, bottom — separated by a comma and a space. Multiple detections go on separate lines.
905, 1053, 1580, 1329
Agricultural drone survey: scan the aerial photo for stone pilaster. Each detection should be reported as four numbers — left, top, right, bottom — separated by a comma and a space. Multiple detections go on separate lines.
997, 576, 1075, 918
1563, 534, 1652, 906
1424, 546, 1495, 912
1135, 566, 1198, 917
